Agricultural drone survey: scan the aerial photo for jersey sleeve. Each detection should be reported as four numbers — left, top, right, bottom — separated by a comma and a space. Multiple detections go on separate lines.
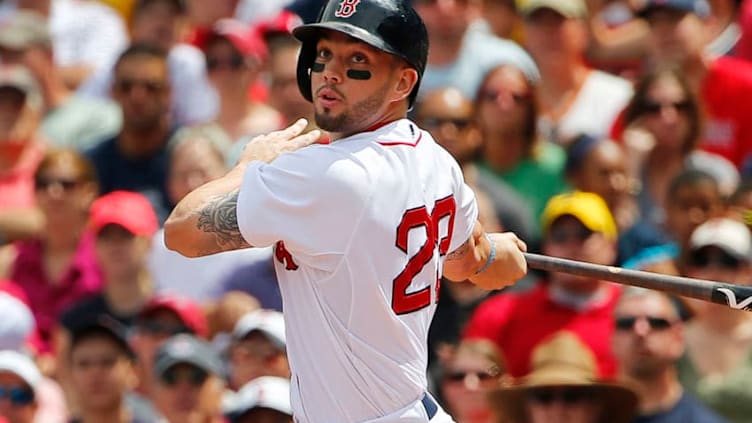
236, 147, 369, 266
446, 153, 478, 254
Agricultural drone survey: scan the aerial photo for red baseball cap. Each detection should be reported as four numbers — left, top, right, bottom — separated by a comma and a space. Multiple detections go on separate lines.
206, 18, 267, 61
255, 10, 303, 39
89, 191, 158, 237
139, 295, 208, 338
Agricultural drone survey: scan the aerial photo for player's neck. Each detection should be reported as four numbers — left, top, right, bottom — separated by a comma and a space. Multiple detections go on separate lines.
331, 109, 406, 141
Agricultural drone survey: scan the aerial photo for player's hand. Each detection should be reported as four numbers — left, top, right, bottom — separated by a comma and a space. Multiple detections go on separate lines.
238, 118, 322, 165
473, 232, 528, 291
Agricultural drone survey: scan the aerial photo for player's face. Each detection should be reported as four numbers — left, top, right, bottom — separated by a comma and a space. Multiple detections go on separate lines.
310, 32, 410, 136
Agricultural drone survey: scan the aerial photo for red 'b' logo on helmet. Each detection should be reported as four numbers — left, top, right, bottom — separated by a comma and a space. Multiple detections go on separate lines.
334, 0, 360, 18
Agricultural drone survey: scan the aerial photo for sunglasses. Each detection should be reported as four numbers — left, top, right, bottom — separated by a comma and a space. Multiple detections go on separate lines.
614, 315, 674, 331
34, 177, 81, 191
206, 55, 245, 71
689, 249, 743, 270
528, 388, 591, 405
443, 370, 497, 383
161, 366, 208, 387
642, 100, 691, 115
547, 226, 593, 244
420, 117, 473, 130
137, 320, 192, 337
0, 385, 34, 406
114, 78, 167, 94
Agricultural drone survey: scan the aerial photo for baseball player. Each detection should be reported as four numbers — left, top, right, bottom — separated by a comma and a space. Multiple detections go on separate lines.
164, 0, 528, 422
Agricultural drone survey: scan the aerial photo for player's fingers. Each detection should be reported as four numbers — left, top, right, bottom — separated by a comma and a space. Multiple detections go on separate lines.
282, 129, 322, 152
517, 238, 528, 252
265, 118, 309, 142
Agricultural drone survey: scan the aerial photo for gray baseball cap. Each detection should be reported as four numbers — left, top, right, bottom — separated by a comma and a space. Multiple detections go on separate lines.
153, 334, 223, 377
0, 10, 51, 50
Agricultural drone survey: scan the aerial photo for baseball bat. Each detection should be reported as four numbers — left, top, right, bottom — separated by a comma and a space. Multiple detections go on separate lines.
523, 252, 752, 311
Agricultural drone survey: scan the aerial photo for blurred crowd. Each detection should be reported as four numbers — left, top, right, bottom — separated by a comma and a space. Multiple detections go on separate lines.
0, 0, 751, 422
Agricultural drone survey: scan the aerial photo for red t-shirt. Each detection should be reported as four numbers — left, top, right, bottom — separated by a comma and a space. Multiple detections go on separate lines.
699, 56, 752, 167
736, 0, 752, 62
463, 281, 621, 379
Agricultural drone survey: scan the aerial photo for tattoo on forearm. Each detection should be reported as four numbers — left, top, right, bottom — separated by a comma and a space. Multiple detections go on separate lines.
196, 190, 250, 250
446, 240, 471, 261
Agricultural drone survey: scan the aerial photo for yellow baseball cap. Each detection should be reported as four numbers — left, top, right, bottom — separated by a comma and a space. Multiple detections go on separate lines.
519, 0, 588, 19
541, 192, 617, 240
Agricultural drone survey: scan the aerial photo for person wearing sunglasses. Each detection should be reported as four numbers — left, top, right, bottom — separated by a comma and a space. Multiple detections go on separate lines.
438, 339, 506, 423
4, 149, 102, 357
612, 287, 727, 423
473, 63, 569, 244
678, 218, 752, 422
130, 295, 208, 401
85, 43, 175, 224
489, 331, 637, 423
201, 18, 284, 146
619, 67, 739, 243
151, 334, 226, 423
465, 192, 622, 381
0, 350, 42, 423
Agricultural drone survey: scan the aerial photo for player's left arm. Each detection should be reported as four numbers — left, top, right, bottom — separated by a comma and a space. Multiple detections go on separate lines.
442, 221, 528, 290
164, 119, 320, 257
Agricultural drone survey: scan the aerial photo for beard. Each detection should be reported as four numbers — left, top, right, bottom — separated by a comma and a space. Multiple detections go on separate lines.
314, 79, 390, 134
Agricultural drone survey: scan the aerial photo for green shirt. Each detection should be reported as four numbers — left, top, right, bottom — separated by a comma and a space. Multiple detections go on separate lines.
477, 141, 570, 236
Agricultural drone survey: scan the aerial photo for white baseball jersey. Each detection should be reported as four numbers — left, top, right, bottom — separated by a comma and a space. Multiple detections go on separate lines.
236, 119, 477, 423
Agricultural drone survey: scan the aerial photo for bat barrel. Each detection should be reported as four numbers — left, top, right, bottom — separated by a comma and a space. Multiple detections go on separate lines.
523, 253, 752, 311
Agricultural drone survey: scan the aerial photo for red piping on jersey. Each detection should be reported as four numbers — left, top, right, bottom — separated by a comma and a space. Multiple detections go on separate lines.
365, 119, 398, 132
377, 132, 423, 147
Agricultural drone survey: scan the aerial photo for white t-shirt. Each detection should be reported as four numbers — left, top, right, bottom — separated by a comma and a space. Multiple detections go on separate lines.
540, 69, 633, 144
50, 0, 128, 72
236, 119, 477, 423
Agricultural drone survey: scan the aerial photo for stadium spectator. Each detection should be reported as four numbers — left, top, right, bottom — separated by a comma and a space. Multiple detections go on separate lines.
84, 44, 176, 223
521, 0, 633, 144
4, 149, 102, 354
0, 10, 122, 150
464, 192, 621, 379
612, 287, 728, 423
413, 0, 539, 100
679, 218, 752, 422
150, 334, 226, 423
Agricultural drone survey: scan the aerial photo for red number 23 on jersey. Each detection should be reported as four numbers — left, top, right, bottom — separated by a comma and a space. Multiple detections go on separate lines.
392, 195, 456, 315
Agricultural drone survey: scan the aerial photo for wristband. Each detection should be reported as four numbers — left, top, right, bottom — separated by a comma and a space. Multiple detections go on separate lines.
475, 233, 496, 274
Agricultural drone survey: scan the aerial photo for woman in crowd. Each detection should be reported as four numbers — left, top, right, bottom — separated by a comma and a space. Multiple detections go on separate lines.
2, 149, 102, 356
619, 66, 738, 234
438, 339, 508, 423
474, 63, 569, 243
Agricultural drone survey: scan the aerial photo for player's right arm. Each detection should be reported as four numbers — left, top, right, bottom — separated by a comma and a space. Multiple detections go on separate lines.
442, 220, 528, 290
164, 119, 320, 258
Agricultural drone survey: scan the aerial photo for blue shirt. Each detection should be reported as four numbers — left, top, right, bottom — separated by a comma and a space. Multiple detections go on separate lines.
633, 392, 729, 423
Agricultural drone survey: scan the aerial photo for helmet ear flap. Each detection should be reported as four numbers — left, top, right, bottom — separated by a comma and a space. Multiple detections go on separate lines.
296, 40, 317, 103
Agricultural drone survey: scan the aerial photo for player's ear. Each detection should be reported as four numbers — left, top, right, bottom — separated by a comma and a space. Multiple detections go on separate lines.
390, 67, 418, 104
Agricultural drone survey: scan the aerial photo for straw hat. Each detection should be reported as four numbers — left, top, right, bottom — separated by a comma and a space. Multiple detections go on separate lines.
488, 332, 638, 423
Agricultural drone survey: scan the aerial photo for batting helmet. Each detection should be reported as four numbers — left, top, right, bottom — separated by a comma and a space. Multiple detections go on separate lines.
292, 0, 429, 107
